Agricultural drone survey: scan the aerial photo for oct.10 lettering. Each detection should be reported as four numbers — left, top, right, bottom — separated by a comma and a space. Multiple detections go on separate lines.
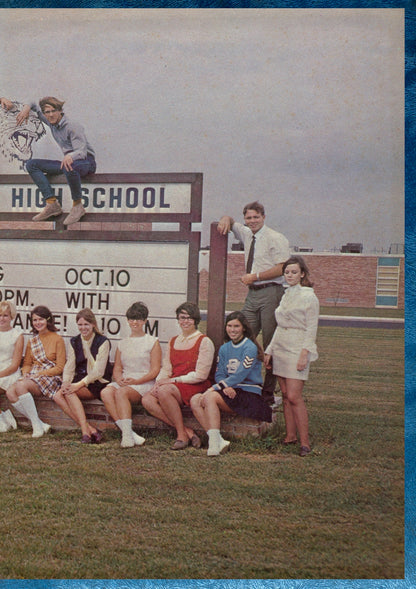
65, 268, 130, 287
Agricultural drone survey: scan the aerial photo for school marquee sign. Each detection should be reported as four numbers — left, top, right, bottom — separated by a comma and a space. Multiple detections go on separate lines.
1, 180, 192, 214
0, 173, 204, 355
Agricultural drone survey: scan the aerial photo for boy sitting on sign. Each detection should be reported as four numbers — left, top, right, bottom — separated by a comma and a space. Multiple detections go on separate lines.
0, 96, 96, 226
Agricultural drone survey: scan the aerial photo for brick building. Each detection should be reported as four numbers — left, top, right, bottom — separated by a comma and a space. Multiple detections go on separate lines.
199, 251, 404, 309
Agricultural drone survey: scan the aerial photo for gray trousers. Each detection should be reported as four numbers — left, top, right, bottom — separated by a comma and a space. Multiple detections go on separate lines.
241, 283, 285, 398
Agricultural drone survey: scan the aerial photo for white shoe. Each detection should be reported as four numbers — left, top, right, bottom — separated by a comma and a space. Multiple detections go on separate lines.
132, 432, 146, 446
0, 415, 10, 433
32, 200, 63, 221
120, 436, 135, 448
63, 203, 86, 225
32, 421, 51, 438
2, 409, 17, 430
207, 438, 230, 457
271, 396, 283, 409
120, 426, 135, 447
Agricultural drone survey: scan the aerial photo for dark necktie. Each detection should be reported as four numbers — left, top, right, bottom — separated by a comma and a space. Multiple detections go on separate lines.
246, 235, 256, 274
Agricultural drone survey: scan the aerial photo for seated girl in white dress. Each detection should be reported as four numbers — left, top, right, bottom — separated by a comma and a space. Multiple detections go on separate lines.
100, 302, 162, 448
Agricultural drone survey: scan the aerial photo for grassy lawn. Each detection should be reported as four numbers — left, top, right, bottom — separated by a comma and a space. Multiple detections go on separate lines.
0, 325, 404, 580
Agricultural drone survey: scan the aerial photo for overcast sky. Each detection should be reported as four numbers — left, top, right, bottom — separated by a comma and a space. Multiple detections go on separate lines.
1, 8, 404, 252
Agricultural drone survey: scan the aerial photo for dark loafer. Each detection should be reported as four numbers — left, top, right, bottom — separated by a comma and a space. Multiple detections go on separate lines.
299, 446, 311, 457
81, 434, 92, 444
190, 434, 201, 449
282, 439, 297, 446
91, 429, 103, 444
171, 439, 189, 451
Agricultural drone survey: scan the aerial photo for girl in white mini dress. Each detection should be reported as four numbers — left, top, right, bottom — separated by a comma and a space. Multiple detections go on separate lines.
0, 301, 24, 432
100, 302, 162, 448
265, 256, 319, 456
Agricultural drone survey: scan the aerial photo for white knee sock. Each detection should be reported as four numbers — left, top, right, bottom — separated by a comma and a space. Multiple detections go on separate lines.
15, 393, 49, 438
12, 397, 29, 419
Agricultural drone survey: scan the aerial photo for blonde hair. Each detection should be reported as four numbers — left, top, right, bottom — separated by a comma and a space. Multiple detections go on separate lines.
0, 301, 16, 319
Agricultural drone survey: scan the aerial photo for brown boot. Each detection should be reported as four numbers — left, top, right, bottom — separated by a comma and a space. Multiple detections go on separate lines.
63, 202, 86, 225
32, 200, 63, 221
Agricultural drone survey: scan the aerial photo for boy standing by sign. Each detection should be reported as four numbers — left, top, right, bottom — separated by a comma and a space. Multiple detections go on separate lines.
0, 96, 96, 226
217, 201, 290, 405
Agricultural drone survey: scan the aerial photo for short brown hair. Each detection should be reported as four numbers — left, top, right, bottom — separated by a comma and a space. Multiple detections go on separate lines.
243, 201, 265, 216
39, 96, 65, 112
175, 301, 201, 327
126, 301, 149, 321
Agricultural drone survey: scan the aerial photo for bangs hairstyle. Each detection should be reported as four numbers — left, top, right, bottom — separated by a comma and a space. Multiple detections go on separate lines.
39, 96, 65, 112
31, 305, 58, 333
283, 255, 314, 287
243, 201, 265, 216
224, 310, 264, 361
175, 302, 201, 327
126, 301, 149, 321
0, 300, 17, 319
76, 308, 101, 334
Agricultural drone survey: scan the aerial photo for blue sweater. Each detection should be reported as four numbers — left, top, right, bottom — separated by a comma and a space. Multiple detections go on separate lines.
213, 338, 262, 395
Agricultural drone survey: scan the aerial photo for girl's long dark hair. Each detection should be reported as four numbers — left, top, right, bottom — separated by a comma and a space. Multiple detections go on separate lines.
31, 305, 58, 333
283, 255, 314, 287
224, 311, 264, 361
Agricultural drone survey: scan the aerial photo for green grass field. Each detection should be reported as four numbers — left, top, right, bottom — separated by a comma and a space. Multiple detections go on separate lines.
0, 324, 404, 579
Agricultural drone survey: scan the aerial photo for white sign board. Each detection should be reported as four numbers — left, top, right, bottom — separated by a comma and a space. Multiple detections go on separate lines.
0, 239, 190, 356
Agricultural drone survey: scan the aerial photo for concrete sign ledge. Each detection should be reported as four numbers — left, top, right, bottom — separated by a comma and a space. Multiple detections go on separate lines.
200, 312, 404, 330
318, 315, 404, 329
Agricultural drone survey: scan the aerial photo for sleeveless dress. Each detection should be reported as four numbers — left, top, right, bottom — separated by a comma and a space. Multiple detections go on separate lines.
170, 334, 212, 405
110, 333, 158, 396
0, 327, 22, 390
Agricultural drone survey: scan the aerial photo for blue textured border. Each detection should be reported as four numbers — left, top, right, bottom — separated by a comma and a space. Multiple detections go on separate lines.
0, 0, 413, 588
